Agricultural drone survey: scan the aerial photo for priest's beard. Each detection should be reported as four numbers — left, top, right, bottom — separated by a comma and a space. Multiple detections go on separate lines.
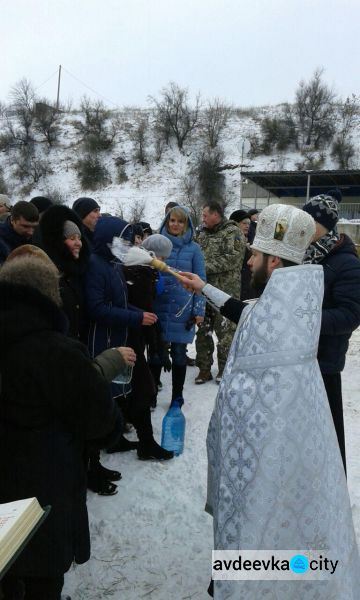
250, 255, 269, 296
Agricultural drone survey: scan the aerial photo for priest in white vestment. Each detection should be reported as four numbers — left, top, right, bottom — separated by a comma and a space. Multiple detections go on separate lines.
180, 204, 360, 599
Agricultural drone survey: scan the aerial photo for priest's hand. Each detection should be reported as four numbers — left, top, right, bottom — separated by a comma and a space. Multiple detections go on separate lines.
178, 272, 206, 295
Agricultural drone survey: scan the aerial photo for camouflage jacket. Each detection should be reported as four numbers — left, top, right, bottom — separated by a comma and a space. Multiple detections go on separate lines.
197, 219, 245, 298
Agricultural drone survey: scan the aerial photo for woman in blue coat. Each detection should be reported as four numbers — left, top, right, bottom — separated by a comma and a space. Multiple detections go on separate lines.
154, 206, 206, 402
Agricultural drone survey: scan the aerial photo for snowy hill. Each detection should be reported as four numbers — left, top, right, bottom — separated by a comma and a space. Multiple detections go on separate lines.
1, 103, 359, 226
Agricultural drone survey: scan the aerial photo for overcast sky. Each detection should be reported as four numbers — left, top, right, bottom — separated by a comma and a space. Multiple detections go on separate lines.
2, 0, 359, 109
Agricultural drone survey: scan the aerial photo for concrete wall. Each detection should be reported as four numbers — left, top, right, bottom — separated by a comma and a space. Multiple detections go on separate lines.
337, 223, 360, 245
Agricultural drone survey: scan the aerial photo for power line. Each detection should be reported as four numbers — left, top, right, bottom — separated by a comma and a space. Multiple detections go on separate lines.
34, 69, 59, 92
61, 66, 121, 108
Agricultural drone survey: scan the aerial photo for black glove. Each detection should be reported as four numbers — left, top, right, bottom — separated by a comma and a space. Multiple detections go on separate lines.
185, 316, 196, 331
163, 353, 172, 372
161, 344, 172, 372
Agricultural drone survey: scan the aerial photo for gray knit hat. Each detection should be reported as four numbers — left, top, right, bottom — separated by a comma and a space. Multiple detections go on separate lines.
63, 220, 81, 238
142, 234, 173, 258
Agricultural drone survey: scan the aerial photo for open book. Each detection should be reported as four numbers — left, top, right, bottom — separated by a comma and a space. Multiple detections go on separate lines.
0, 498, 49, 578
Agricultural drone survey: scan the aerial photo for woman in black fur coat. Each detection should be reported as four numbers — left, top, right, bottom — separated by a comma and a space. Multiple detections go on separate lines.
40, 205, 123, 495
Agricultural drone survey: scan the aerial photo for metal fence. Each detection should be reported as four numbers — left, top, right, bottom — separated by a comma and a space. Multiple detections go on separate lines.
241, 200, 360, 220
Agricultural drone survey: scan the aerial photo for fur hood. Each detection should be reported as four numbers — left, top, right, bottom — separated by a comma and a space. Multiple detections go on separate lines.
40, 205, 89, 275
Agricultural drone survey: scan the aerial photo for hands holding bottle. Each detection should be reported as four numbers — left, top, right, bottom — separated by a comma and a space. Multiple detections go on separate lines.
115, 347, 136, 366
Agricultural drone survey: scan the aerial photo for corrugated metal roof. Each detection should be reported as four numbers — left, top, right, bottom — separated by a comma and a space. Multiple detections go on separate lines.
244, 170, 360, 198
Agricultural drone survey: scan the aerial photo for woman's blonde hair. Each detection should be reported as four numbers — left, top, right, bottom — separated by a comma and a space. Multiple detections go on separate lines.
167, 206, 189, 234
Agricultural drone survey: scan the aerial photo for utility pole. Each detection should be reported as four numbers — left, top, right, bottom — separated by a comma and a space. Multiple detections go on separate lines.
56, 65, 62, 111
239, 140, 244, 208
238, 139, 253, 208
305, 170, 313, 202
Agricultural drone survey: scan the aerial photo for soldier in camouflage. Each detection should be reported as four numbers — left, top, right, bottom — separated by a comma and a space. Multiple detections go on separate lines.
195, 201, 245, 383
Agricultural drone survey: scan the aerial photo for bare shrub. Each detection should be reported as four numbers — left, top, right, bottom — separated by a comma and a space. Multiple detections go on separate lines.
0, 132, 15, 151
194, 148, 225, 202
116, 164, 129, 184
127, 198, 146, 222
0, 167, 8, 194
294, 68, 336, 148
75, 154, 111, 190
130, 116, 149, 165
202, 99, 232, 148
150, 82, 201, 151
295, 150, 326, 170
8, 78, 36, 146
74, 97, 115, 152
180, 173, 201, 227
331, 95, 360, 168
34, 100, 60, 146
13, 148, 53, 184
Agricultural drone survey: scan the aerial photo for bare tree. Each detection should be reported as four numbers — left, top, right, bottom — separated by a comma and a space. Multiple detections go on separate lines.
194, 148, 225, 202
34, 99, 60, 146
75, 153, 111, 190
74, 96, 115, 151
294, 68, 336, 148
0, 167, 8, 194
13, 148, 53, 184
130, 116, 149, 165
127, 198, 146, 222
8, 78, 36, 145
0, 101, 7, 118
180, 173, 201, 227
331, 94, 360, 168
150, 82, 201, 151
203, 99, 232, 148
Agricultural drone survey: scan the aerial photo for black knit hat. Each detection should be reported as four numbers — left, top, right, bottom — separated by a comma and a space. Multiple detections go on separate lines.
139, 221, 153, 235
302, 188, 342, 231
72, 197, 100, 220
30, 196, 53, 214
229, 209, 251, 223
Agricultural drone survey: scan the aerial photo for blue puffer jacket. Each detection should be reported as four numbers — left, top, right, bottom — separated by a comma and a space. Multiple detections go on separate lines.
84, 217, 143, 358
154, 210, 206, 343
318, 234, 360, 373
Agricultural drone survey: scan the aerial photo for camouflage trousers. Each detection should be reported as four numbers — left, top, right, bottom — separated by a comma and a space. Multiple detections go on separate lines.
195, 305, 237, 373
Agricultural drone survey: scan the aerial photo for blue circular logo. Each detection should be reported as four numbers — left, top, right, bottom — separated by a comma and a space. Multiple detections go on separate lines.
290, 554, 309, 574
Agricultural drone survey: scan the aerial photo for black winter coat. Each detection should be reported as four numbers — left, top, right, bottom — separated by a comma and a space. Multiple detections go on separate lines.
0, 283, 119, 577
40, 205, 90, 339
318, 233, 360, 373
123, 266, 157, 406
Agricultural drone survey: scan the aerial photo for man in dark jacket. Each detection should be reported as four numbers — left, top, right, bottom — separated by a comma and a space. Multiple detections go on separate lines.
247, 208, 259, 244
302, 189, 360, 473
72, 197, 101, 250
0, 253, 121, 600
0, 200, 39, 263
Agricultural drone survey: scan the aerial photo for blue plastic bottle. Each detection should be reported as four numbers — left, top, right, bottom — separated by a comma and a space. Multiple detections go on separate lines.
161, 399, 186, 456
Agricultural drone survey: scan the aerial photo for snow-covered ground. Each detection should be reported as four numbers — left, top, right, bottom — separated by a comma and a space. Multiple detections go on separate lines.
63, 330, 360, 600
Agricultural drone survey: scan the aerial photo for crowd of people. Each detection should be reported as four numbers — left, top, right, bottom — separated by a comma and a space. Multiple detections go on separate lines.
0, 189, 359, 599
